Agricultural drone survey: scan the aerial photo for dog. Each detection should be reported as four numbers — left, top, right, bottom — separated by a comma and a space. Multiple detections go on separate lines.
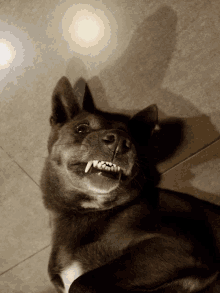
41, 76, 220, 293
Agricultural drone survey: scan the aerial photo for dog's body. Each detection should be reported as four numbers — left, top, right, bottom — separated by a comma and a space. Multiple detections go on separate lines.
41, 77, 220, 293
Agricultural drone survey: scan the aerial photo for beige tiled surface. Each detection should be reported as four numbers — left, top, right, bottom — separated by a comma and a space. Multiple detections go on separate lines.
159, 139, 220, 206
0, 147, 51, 274
1, 0, 220, 292
1, 0, 220, 178
0, 247, 53, 293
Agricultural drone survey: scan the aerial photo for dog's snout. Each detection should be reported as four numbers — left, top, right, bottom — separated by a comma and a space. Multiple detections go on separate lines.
102, 131, 131, 154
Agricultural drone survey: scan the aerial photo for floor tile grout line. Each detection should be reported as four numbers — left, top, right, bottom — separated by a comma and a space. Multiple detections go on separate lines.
161, 135, 220, 176
0, 147, 50, 277
0, 244, 51, 277
0, 146, 40, 187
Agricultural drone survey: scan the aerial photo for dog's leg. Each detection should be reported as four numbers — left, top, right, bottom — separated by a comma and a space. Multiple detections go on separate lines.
157, 188, 220, 258
48, 249, 65, 293
69, 239, 218, 293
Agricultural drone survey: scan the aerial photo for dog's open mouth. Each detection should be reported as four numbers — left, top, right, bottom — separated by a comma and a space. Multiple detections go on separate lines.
68, 160, 129, 181
84, 160, 128, 181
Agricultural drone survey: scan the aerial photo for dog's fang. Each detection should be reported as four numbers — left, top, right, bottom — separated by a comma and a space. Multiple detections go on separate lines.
85, 161, 93, 173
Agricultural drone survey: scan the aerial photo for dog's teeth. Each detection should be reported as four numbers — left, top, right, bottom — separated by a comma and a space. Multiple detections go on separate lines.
97, 162, 103, 168
93, 160, 98, 167
85, 161, 93, 173
91, 160, 121, 173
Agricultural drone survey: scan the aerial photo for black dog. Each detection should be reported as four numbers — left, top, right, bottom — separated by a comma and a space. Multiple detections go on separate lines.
41, 77, 220, 293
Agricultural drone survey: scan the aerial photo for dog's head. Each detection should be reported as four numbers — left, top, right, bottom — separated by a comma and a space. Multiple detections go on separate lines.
41, 77, 158, 212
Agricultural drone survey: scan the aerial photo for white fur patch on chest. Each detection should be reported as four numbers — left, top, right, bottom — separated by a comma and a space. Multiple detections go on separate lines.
60, 260, 83, 293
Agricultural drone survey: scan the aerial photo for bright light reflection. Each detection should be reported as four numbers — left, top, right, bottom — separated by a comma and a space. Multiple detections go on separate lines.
0, 24, 35, 94
74, 13, 103, 44
0, 40, 16, 69
61, 4, 114, 56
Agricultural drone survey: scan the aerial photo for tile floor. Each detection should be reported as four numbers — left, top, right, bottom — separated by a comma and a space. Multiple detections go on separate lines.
1, 0, 220, 292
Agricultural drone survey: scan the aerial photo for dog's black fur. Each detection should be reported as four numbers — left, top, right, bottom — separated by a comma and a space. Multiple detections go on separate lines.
41, 77, 220, 293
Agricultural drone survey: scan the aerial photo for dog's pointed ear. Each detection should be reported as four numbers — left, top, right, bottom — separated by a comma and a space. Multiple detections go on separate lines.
82, 83, 96, 113
129, 104, 158, 143
50, 76, 80, 125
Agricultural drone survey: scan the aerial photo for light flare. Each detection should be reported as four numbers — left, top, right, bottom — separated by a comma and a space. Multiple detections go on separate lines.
60, 4, 116, 57
0, 39, 16, 69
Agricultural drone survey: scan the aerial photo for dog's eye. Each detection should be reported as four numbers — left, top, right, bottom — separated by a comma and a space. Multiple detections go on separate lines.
76, 123, 90, 134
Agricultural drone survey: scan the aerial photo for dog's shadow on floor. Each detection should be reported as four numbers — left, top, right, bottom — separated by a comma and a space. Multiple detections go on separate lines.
66, 5, 220, 200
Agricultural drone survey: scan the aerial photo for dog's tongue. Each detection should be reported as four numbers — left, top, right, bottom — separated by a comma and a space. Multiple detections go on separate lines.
84, 166, 120, 191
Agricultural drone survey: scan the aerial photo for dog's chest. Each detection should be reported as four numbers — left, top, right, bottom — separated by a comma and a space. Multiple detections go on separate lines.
60, 260, 83, 293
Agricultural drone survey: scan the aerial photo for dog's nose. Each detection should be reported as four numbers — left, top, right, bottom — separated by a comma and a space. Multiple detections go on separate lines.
101, 132, 131, 154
